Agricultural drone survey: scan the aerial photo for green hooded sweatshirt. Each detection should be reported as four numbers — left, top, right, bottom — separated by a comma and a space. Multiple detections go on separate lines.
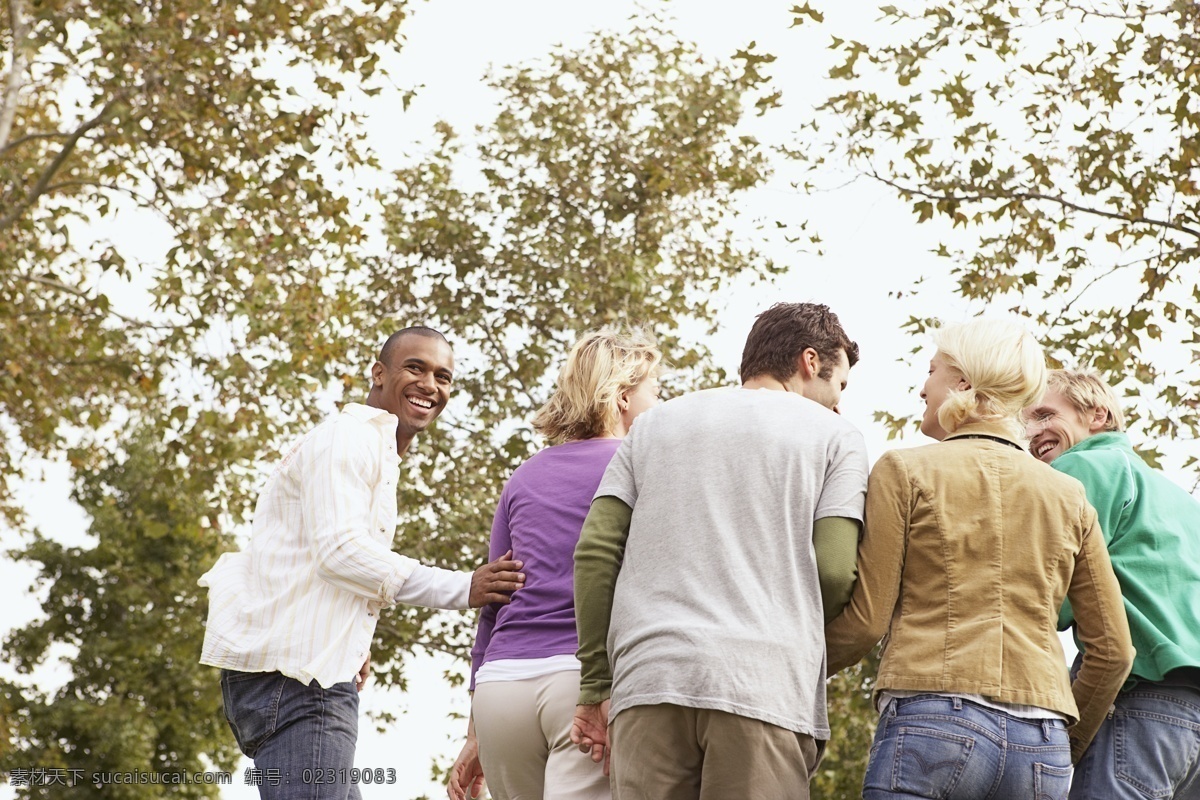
1055, 432, 1200, 686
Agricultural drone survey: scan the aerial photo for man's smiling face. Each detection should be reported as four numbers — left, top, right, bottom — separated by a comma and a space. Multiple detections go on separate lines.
1024, 388, 1095, 463
372, 333, 454, 439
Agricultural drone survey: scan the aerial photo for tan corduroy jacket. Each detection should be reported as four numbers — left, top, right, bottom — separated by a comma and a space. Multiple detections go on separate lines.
825, 421, 1134, 761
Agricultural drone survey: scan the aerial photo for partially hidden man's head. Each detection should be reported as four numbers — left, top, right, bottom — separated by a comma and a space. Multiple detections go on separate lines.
370, 326, 455, 438
739, 302, 859, 410
1024, 370, 1124, 464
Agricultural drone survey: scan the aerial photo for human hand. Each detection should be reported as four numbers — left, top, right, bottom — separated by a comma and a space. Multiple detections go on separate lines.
446, 735, 486, 800
355, 653, 370, 692
570, 699, 611, 775
469, 550, 525, 608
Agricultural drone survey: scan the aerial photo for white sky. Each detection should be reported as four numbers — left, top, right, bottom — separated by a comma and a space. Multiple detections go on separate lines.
4, 0, 1184, 797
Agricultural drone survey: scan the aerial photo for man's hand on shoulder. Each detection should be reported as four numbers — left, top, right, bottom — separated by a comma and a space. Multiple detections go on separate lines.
469, 550, 525, 607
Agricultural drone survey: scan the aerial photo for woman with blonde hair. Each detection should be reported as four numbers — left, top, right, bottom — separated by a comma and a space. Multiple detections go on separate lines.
447, 326, 662, 800
825, 318, 1134, 799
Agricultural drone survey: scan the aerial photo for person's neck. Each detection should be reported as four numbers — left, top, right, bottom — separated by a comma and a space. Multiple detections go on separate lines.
743, 376, 789, 392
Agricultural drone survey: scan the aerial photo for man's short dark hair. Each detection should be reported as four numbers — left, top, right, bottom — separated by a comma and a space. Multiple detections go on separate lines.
378, 326, 451, 365
739, 303, 859, 382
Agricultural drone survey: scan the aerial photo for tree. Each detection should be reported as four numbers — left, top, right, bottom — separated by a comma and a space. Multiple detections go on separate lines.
1, 425, 241, 798
1, 2, 408, 791
801, 0, 1200, 472
358, 12, 783, 715
1, 7, 785, 793
0, 0, 411, 520
783, 3, 1197, 794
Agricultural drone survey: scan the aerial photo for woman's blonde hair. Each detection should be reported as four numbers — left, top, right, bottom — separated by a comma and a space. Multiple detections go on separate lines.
934, 318, 1047, 439
532, 326, 662, 443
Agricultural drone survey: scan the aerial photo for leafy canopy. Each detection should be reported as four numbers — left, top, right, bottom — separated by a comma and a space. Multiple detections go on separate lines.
800, 0, 1200, 472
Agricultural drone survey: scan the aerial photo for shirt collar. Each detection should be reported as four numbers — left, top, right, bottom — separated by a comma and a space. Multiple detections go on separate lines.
1063, 430, 1132, 455
342, 402, 397, 426
942, 420, 1026, 451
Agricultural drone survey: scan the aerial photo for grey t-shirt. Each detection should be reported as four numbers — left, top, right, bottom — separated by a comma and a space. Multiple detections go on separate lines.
595, 386, 868, 738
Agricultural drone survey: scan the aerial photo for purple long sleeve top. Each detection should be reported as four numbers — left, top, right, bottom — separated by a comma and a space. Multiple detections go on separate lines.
469, 438, 621, 689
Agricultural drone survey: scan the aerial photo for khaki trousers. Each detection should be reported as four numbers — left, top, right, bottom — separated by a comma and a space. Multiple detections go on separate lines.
473, 670, 610, 800
610, 704, 823, 800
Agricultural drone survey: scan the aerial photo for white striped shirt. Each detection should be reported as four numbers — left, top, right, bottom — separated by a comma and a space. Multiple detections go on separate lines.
199, 403, 470, 688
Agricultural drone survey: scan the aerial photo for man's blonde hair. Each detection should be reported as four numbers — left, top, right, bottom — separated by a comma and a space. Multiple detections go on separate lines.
934, 319, 1048, 439
532, 327, 662, 444
1047, 370, 1126, 432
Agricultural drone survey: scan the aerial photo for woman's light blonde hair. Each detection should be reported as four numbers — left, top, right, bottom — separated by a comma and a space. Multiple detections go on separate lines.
1047, 370, 1126, 432
934, 318, 1047, 439
531, 326, 662, 444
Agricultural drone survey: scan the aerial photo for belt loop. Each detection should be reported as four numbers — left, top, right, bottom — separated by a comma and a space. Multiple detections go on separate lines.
952, 697, 962, 711
1042, 719, 1052, 741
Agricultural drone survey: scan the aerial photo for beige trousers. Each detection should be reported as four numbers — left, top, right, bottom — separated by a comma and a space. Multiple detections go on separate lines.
609, 703, 824, 800
473, 670, 611, 800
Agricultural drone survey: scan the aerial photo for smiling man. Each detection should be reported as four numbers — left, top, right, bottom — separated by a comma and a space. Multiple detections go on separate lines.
200, 326, 525, 800
1025, 369, 1200, 798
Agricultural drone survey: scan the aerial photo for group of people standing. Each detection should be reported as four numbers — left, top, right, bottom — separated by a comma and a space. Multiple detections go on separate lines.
199, 303, 1200, 800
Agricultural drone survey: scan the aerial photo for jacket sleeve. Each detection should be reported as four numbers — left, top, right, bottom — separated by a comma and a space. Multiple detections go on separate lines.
825, 450, 910, 674
1066, 502, 1135, 762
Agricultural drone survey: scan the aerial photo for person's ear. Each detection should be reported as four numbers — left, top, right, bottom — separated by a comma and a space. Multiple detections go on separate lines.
797, 348, 820, 379
1089, 406, 1109, 433
371, 361, 385, 387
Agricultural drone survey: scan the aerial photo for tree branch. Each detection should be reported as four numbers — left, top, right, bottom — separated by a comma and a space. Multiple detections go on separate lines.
21, 273, 174, 330
0, 100, 118, 231
871, 173, 1200, 240
0, 131, 68, 156
1059, 0, 1176, 20
0, 0, 32, 151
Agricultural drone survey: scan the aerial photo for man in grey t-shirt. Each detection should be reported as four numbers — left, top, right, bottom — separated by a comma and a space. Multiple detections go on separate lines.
571, 303, 869, 800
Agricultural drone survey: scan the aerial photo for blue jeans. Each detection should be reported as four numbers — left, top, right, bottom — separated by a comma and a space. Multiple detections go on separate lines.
220, 670, 362, 800
863, 695, 1072, 800
1070, 683, 1200, 799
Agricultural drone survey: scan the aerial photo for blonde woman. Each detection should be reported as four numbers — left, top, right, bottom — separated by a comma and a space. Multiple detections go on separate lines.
447, 327, 661, 800
825, 319, 1134, 799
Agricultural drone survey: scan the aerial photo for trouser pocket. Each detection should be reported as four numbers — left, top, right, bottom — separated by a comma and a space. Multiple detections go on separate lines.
1034, 762, 1072, 800
220, 669, 288, 758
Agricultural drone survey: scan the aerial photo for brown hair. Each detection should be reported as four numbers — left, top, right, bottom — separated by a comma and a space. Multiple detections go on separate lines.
739, 303, 859, 382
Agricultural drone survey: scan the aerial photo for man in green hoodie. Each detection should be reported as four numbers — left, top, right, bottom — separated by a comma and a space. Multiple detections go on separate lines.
1025, 369, 1200, 799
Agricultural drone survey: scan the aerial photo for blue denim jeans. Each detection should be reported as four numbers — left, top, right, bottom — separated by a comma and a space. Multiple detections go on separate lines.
863, 695, 1072, 800
220, 669, 362, 800
1069, 683, 1200, 799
